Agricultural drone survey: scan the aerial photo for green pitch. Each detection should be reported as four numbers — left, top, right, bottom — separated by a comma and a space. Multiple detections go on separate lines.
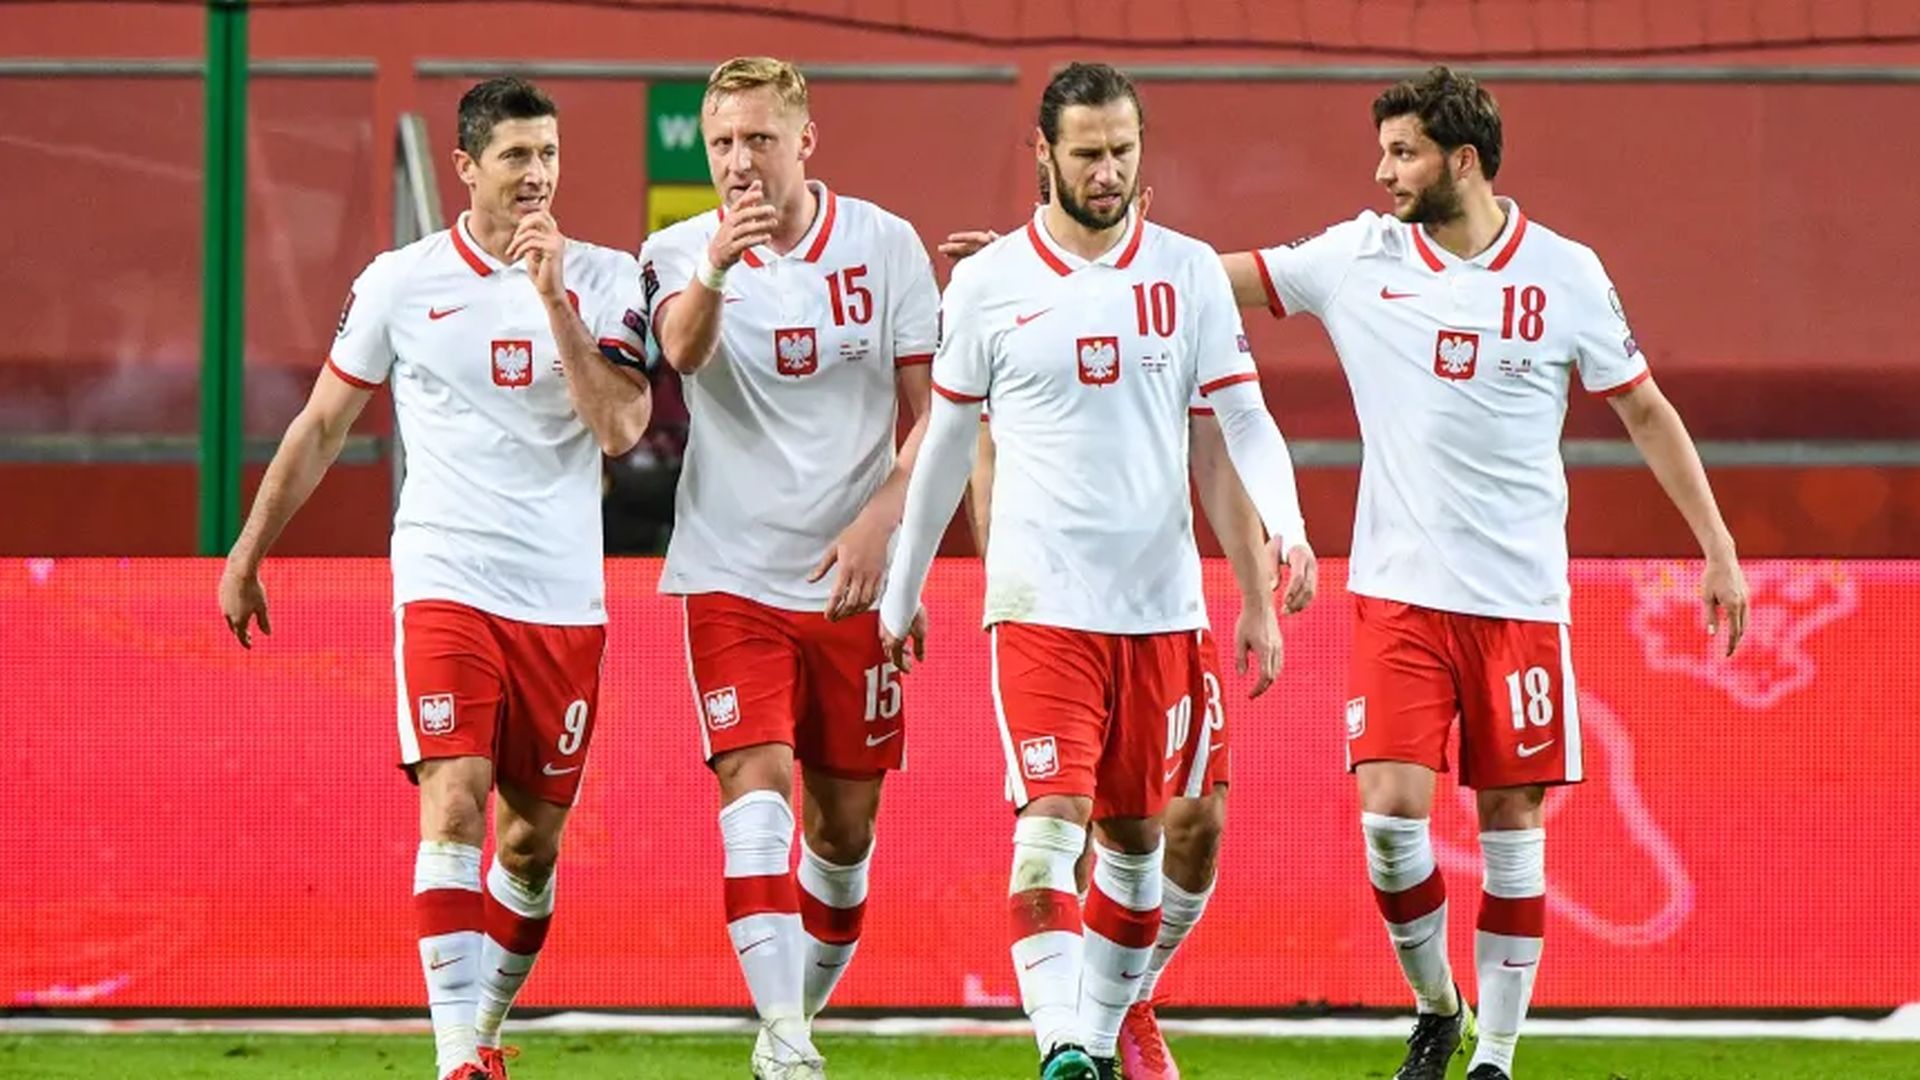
1, 1033, 1915, 1079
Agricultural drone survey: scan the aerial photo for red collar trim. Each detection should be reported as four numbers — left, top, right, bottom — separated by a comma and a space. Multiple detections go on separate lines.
1026, 209, 1143, 276
1486, 209, 1529, 271
1410, 224, 1445, 273
801, 186, 837, 263
1026, 218, 1072, 277
450, 214, 494, 277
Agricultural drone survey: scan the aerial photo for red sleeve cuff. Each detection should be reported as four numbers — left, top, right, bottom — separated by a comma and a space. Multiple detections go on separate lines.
894, 352, 934, 368
1199, 371, 1260, 396
933, 379, 986, 404
1254, 252, 1288, 319
1591, 367, 1652, 397
326, 357, 381, 390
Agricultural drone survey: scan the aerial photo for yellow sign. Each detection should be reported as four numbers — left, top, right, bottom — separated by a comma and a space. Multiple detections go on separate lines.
647, 184, 720, 235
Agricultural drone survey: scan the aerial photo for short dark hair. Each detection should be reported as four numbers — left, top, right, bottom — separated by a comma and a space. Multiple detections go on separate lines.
1372, 65, 1502, 180
1038, 61, 1145, 144
457, 76, 558, 158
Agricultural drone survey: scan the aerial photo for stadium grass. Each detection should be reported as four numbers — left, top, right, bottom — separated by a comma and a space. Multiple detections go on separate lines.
2, 1033, 1917, 1079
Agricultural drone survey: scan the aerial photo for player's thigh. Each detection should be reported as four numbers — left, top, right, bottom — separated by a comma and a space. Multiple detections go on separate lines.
683, 592, 804, 765
493, 777, 573, 880
1346, 596, 1459, 775
493, 619, 607, 807
794, 608, 904, 777
1099, 629, 1207, 822
992, 623, 1113, 810
396, 600, 506, 769
1454, 616, 1583, 790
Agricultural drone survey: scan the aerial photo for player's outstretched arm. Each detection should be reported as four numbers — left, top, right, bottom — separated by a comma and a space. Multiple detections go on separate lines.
1219, 252, 1277, 311
219, 366, 374, 648
1191, 414, 1284, 697
656, 181, 778, 374
1609, 377, 1749, 654
1205, 381, 1317, 615
876, 393, 982, 671
510, 215, 652, 456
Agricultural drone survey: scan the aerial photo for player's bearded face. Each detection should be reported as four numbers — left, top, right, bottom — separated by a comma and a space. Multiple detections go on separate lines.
1044, 101, 1142, 232
1401, 165, 1464, 226
461, 117, 559, 225
703, 88, 815, 211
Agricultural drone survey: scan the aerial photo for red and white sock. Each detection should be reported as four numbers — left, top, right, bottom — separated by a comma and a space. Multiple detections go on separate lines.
720, 791, 805, 1032
798, 838, 870, 1020
474, 858, 554, 1048
1362, 812, 1458, 1016
1136, 875, 1212, 1002
1080, 841, 1164, 1057
1471, 828, 1546, 1075
1008, 815, 1087, 1057
415, 841, 484, 1079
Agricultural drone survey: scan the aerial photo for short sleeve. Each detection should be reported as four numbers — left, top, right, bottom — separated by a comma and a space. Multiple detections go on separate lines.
637, 226, 702, 325
930, 262, 990, 403
1568, 248, 1651, 396
573, 246, 650, 373
1189, 248, 1260, 400
1252, 213, 1370, 319
886, 222, 940, 368
327, 253, 399, 388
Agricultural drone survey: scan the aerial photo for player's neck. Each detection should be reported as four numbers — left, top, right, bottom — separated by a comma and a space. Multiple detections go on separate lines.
1423, 189, 1507, 262
464, 207, 517, 264
765, 181, 820, 256
1042, 202, 1128, 262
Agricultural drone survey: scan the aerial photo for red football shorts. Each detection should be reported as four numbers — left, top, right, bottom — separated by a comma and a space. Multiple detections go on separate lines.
1182, 628, 1230, 797
395, 600, 607, 805
1346, 595, 1584, 789
991, 622, 1211, 819
682, 592, 905, 777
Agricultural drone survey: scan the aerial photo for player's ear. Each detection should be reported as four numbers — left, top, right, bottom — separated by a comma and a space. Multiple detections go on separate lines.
796, 117, 818, 163
451, 147, 476, 186
1453, 142, 1479, 181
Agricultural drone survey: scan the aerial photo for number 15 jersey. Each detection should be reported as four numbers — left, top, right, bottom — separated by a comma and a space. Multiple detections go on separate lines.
1254, 201, 1649, 624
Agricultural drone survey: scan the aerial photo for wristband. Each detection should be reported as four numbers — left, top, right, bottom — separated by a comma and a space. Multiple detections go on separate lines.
697, 258, 728, 290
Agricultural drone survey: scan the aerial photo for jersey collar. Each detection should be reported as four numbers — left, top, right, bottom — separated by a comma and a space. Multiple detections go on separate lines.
1025, 204, 1145, 277
451, 211, 508, 277
1409, 197, 1528, 274
722, 180, 838, 269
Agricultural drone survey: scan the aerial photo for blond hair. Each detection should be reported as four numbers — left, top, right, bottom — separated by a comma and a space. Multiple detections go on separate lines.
705, 56, 810, 116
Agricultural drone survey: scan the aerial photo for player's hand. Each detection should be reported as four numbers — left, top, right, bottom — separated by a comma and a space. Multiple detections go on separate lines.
879, 607, 928, 673
218, 564, 272, 649
1702, 552, 1749, 656
1235, 596, 1283, 698
506, 211, 567, 302
810, 509, 892, 621
708, 180, 778, 271
937, 230, 998, 261
1272, 540, 1317, 615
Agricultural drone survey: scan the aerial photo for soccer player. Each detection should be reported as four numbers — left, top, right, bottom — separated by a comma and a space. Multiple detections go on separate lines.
878, 63, 1314, 1080
1216, 67, 1750, 1080
967, 409, 1280, 1080
637, 57, 939, 1080
217, 78, 651, 1080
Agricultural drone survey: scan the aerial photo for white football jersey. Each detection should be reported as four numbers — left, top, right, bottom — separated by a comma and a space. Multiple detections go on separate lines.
939, 207, 1260, 635
1255, 199, 1648, 623
329, 212, 643, 625
639, 182, 940, 611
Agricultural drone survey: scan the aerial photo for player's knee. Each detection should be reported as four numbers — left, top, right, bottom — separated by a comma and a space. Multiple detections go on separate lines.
1476, 785, 1545, 831
496, 834, 560, 888
712, 744, 792, 801
805, 817, 874, 865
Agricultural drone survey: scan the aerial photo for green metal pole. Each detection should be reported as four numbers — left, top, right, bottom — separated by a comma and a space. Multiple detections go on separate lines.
199, 0, 247, 555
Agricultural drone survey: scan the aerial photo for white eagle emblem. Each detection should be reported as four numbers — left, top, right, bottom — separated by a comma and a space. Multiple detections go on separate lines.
1432, 330, 1479, 381
491, 339, 534, 387
1019, 736, 1060, 780
1076, 335, 1121, 385
418, 694, 455, 736
774, 328, 818, 376
703, 686, 741, 730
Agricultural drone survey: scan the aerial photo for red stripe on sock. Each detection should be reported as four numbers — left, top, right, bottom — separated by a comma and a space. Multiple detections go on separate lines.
1478, 892, 1546, 938
798, 890, 866, 946
484, 890, 553, 955
1008, 888, 1082, 940
415, 887, 483, 939
725, 873, 801, 921
1373, 869, 1447, 925
1084, 887, 1162, 949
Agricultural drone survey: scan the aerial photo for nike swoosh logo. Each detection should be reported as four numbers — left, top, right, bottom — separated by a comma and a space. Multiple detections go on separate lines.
1163, 766, 1182, 783
1121, 969, 1146, 980
429, 957, 461, 970
724, 296, 745, 303
1014, 308, 1052, 326
1379, 288, 1417, 301
1207, 743, 1226, 753
814, 960, 849, 969
495, 966, 531, 978
1023, 952, 1062, 970
865, 730, 902, 748
737, 936, 776, 956
1516, 740, 1556, 758
1502, 959, 1539, 969
428, 305, 466, 320
542, 763, 581, 776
